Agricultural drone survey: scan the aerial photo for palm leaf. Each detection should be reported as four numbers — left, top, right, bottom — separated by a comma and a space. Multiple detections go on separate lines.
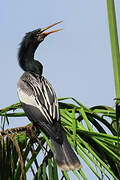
0, 98, 119, 179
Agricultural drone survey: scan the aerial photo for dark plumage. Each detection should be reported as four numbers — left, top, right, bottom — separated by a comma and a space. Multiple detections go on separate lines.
17, 22, 82, 171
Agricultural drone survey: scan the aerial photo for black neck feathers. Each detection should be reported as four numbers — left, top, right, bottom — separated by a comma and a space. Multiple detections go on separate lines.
18, 32, 43, 76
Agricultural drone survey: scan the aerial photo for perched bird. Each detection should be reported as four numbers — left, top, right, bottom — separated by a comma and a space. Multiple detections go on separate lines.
17, 21, 81, 171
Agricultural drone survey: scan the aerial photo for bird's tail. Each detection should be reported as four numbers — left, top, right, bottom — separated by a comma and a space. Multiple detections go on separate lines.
51, 130, 82, 171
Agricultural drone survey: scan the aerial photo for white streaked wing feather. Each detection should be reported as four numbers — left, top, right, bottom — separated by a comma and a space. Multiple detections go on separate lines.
17, 87, 51, 122
17, 73, 60, 124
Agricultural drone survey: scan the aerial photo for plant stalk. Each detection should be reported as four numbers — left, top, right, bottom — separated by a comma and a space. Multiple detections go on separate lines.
107, 0, 120, 98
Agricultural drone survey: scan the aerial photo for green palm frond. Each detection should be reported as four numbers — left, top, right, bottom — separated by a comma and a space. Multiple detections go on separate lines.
0, 98, 119, 180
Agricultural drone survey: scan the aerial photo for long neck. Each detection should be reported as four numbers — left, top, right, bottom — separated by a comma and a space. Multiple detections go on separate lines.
18, 42, 43, 76
18, 42, 38, 69
23, 45, 35, 61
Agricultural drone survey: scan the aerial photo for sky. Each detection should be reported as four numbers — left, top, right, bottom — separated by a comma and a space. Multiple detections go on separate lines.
0, 1, 120, 179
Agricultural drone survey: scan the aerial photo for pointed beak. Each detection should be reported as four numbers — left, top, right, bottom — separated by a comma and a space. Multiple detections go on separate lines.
37, 21, 63, 41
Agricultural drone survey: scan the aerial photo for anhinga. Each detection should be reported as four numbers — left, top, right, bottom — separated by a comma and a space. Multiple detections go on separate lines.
17, 21, 81, 171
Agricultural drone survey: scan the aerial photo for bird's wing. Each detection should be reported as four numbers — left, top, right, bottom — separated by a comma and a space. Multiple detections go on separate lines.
17, 72, 60, 139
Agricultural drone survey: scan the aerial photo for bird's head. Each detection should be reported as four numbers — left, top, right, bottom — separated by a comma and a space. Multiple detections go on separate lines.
23, 21, 63, 50
35, 21, 63, 43
18, 21, 63, 75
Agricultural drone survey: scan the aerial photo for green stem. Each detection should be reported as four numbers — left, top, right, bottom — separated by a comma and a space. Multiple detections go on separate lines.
107, 0, 120, 98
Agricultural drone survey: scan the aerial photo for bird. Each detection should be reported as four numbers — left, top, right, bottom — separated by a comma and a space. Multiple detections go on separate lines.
17, 21, 82, 171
